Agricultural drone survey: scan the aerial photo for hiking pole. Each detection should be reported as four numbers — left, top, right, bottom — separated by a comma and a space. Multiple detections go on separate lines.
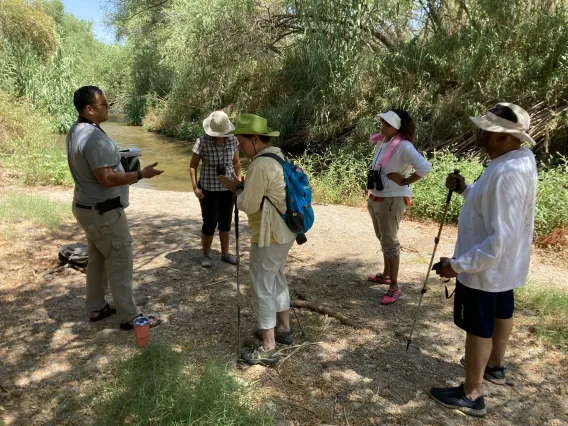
406, 169, 460, 351
234, 199, 241, 360
290, 301, 306, 338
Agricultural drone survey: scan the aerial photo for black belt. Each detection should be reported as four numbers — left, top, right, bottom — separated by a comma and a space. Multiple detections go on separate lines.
75, 196, 123, 215
75, 203, 95, 210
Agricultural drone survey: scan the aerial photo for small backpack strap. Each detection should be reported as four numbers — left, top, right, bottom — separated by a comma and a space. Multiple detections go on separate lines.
261, 195, 284, 216
259, 151, 287, 215
259, 152, 285, 166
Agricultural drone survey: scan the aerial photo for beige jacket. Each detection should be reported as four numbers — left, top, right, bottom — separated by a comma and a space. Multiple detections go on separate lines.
237, 147, 295, 247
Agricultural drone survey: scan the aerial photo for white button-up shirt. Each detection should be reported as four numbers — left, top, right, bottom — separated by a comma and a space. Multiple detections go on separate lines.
450, 148, 537, 292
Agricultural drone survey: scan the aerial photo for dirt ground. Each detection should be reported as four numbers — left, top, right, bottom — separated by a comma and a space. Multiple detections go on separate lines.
1, 184, 567, 426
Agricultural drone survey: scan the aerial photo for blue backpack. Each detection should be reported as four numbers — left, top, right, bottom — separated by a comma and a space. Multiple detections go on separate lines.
260, 151, 315, 240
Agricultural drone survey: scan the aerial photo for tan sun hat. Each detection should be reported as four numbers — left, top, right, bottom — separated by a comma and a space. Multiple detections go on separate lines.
470, 103, 535, 146
203, 111, 235, 137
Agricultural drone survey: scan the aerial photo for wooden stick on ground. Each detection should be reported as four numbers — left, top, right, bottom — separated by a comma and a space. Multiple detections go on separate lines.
292, 300, 360, 328
277, 341, 323, 372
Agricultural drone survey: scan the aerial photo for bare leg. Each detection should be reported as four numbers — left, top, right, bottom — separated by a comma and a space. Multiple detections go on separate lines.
261, 328, 276, 351
202, 233, 214, 255
382, 253, 391, 278
464, 333, 493, 400
276, 310, 290, 332
387, 256, 400, 290
219, 231, 230, 255
488, 318, 513, 368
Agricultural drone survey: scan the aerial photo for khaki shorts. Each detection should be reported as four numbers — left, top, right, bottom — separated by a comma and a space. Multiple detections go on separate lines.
367, 197, 407, 258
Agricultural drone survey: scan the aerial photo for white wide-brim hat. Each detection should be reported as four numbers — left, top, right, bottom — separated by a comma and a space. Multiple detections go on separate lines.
377, 111, 402, 130
470, 102, 535, 146
203, 111, 235, 137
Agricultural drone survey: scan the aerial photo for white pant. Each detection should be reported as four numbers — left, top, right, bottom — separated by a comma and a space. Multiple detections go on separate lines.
249, 241, 294, 329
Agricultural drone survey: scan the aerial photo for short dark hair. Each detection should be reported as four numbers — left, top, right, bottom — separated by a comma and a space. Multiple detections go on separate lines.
392, 109, 416, 142
73, 86, 103, 113
240, 134, 272, 143
489, 104, 518, 123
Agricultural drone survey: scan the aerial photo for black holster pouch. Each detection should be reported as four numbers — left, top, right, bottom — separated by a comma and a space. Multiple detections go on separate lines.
95, 196, 123, 215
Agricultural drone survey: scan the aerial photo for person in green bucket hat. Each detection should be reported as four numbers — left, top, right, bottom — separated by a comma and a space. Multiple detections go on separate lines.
220, 114, 296, 366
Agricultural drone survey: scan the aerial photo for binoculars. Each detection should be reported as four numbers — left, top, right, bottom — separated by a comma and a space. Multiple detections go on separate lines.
367, 169, 384, 191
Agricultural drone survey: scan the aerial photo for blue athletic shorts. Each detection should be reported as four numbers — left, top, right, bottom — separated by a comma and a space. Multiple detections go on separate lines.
453, 280, 514, 338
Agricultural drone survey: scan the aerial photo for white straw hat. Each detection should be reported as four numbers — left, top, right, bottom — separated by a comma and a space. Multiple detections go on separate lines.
203, 111, 235, 137
377, 111, 402, 130
470, 103, 535, 146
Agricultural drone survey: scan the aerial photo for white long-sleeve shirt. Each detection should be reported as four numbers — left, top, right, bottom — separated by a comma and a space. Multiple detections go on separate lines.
237, 147, 296, 247
450, 148, 537, 292
370, 139, 431, 198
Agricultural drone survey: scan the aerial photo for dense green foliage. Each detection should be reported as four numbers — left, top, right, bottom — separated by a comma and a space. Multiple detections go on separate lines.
109, 0, 568, 157
0, 0, 123, 185
295, 148, 568, 237
90, 343, 272, 425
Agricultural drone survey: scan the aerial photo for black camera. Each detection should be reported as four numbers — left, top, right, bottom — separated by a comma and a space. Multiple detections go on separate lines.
367, 169, 384, 191
216, 165, 227, 176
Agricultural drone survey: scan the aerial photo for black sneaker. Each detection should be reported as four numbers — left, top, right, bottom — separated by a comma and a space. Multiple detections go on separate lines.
460, 357, 507, 385
254, 328, 294, 345
430, 384, 487, 417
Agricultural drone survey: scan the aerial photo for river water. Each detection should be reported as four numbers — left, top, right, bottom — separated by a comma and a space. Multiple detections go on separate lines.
58, 115, 194, 192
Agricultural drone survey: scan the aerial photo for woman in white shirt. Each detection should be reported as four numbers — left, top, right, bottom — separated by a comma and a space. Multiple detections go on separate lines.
367, 109, 431, 305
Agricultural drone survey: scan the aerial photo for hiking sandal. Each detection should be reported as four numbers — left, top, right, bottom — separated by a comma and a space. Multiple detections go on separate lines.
381, 289, 402, 304
241, 345, 280, 366
120, 314, 162, 331
89, 303, 117, 322
368, 274, 392, 285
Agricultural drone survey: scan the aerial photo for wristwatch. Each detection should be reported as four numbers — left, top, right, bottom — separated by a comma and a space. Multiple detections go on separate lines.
235, 183, 244, 192
402, 177, 408, 186
137, 170, 143, 181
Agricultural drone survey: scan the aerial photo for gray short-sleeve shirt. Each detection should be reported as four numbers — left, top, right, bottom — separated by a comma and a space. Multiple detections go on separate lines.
66, 121, 129, 207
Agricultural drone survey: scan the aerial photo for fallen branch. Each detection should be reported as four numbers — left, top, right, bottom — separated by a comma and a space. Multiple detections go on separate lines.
292, 300, 360, 328
277, 341, 323, 372
38, 264, 66, 280
202, 277, 229, 288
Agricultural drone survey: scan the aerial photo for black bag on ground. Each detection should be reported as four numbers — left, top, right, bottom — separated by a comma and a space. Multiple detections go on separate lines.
58, 243, 88, 273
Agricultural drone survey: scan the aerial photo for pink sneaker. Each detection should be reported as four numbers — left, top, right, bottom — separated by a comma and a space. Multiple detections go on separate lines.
368, 274, 391, 285
381, 289, 402, 305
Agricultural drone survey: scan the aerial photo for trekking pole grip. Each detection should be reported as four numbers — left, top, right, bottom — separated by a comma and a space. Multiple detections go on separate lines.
446, 169, 460, 204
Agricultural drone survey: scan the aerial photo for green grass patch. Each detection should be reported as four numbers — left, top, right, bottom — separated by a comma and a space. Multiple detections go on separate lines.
91, 343, 272, 426
516, 280, 568, 348
0, 192, 71, 231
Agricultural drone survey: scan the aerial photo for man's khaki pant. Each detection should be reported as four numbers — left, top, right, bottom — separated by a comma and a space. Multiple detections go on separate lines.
367, 197, 407, 258
72, 205, 140, 323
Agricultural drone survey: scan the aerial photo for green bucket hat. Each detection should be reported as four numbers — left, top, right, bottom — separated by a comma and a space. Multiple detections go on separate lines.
231, 114, 280, 137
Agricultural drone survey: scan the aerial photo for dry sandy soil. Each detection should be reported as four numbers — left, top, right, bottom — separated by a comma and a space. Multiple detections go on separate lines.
1, 184, 567, 426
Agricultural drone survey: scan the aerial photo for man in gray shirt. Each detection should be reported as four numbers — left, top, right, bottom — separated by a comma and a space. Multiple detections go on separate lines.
67, 86, 163, 330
